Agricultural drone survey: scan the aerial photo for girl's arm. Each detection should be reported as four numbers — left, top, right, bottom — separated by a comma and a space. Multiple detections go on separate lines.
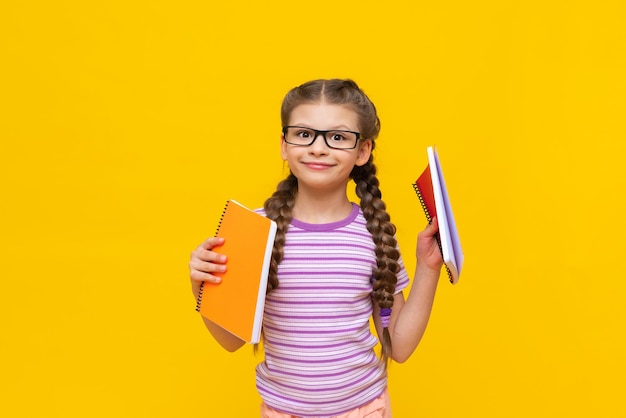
189, 237, 246, 352
373, 219, 443, 363
200, 317, 246, 352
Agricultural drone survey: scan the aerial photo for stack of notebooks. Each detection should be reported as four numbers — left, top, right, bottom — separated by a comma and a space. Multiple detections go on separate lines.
412, 146, 464, 284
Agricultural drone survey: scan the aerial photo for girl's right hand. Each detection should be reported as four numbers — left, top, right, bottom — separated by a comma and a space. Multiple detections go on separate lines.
189, 237, 227, 297
415, 217, 444, 273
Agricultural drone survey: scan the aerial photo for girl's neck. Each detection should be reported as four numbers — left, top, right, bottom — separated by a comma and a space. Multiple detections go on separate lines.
292, 188, 354, 224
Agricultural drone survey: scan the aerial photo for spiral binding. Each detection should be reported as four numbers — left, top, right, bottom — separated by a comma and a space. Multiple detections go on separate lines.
412, 183, 432, 223
412, 182, 453, 284
195, 200, 230, 312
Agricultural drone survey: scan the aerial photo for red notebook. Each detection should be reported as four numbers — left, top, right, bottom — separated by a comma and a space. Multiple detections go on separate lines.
413, 146, 463, 284
195, 200, 277, 343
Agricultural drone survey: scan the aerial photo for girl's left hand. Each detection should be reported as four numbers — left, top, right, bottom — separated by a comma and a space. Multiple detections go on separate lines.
416, 217, 444, 272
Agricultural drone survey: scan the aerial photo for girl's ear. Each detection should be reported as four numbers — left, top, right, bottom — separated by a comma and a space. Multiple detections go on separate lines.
280, 134, 288, 161
355, 139, 373, 166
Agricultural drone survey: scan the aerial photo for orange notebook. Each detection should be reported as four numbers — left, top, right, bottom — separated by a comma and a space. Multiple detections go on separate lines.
195, 200, 277, 343
413, 146, 463, 284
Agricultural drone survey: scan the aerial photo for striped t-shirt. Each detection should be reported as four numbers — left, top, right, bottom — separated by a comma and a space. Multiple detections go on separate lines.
255, 203, 410, 417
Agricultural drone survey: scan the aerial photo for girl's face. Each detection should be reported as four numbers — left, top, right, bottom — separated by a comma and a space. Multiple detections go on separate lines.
281, 103, 372, 192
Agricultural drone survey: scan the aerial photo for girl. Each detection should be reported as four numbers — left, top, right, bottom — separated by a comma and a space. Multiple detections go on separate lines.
189, 79, 443, 417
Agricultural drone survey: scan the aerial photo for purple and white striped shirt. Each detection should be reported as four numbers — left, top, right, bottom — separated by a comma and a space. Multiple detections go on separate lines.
255, 203, 409, 417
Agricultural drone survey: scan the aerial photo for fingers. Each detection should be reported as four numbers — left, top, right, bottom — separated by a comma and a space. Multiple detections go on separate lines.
416, 216, 444, 270
189, 258, 226, 281
192, 237, 225, 262
419, 216, 439, 240
200, 236, 225, 251
189, 237, 227, 284
418, 216, 442, 249
427, 216, 439, 233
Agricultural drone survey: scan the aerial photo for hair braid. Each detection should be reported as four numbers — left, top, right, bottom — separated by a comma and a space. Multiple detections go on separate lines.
263, 172, 298, 293
353, 158, 400, 366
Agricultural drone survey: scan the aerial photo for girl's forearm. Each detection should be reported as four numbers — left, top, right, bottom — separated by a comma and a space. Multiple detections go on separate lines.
193, 284, 246, 352
391, 264, 440, 363
202, 317, 246, 352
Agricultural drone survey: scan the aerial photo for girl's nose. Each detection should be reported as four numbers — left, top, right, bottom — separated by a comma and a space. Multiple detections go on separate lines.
308, 132, 330, 154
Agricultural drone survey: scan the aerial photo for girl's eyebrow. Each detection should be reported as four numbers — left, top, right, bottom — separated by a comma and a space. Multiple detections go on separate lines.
290, 123, 355, 131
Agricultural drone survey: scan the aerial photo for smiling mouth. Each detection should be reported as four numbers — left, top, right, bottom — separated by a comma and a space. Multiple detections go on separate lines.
303, 162, 334, 169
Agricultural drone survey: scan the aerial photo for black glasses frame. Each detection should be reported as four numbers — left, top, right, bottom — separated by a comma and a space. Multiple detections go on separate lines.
282, 126, 361, 150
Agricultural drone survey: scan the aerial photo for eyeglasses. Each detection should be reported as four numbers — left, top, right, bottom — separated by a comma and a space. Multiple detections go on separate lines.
282, 126, 361, 150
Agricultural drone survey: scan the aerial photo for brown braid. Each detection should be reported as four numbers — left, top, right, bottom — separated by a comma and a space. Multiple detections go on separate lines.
352, 157, 400, 366
263, 173, 298, 293
265, 79, 399, 365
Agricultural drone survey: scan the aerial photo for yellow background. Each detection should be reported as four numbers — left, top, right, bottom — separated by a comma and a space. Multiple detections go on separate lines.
2, 1, 625, 416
